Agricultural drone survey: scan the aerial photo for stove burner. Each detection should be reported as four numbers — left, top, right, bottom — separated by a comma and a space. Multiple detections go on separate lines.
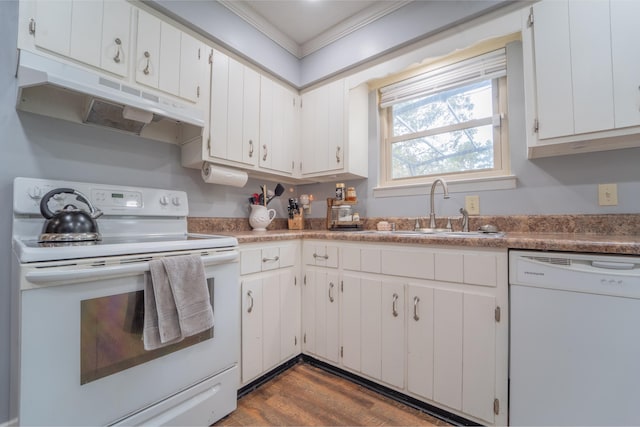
39, 232, 101, 243
38, 240, 100, 247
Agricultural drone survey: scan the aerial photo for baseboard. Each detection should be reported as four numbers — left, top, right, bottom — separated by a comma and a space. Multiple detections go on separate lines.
237, 355, 302, 398
301, 355, 477, 427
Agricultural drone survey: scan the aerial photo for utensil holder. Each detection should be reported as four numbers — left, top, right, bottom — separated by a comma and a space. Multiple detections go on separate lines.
288, 212, 304, 230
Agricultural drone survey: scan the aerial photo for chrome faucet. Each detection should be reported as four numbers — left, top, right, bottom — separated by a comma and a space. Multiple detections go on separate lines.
429, 178, 450, 229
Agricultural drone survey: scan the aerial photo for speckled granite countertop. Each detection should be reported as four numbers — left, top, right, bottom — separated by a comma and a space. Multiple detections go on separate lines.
214, 229, 640, 255
188, 215, 640, 255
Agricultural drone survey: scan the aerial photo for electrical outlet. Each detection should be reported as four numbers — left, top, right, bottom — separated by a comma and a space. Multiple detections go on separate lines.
598, 183, 618, 206
465, 195, 480, 215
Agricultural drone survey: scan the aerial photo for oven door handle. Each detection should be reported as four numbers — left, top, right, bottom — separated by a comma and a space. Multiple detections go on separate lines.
25, 251, 239, 285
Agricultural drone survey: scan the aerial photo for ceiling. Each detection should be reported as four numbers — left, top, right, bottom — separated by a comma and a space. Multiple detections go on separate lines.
218, 0, 411, 59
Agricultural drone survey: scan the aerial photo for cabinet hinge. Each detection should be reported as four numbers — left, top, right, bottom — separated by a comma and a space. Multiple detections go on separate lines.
341, 281, 343, 292
197, 48, 201, 60
340, 346, 343, 358
303, 333, 307, 344
292, 160, 295, 171
527, 8, 534, 28
494, 398, 500, 415
294, 276, 297, 286
533, 118, 539, 133
28, 18, 36, 35
495, 306, 501, 322
294, 336, 297, 346
207, 137, 211, 150
208, 49, 213, 64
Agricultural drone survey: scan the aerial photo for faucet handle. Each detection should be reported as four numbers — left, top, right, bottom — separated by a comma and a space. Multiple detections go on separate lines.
459, 208, 469, 232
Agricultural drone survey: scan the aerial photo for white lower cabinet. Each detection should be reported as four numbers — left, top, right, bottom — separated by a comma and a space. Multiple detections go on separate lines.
338, 242, 508, 426
239, 242, 300, 386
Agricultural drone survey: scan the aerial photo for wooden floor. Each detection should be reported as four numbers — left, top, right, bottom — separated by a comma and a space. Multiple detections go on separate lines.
215, 363, 451, 426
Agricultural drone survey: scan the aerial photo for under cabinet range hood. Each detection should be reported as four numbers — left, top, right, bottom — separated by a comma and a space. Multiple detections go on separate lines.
15, 50, 204, 144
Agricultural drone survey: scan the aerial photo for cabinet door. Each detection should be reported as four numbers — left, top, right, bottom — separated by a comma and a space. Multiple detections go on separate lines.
611, 0, 640, 128
569, 0, 614, 134
101, 1, 130, 77
135, 9, 161, 89
34, 0, 72, 56
532, 0, 573, 139
158, 22, 181, 96
313, 271, 340, 363
260, 78, 296, 175
179, 33, 205, 103
462, 292, 497, 424
210, 50, 229, 159
262, 273, 281, 372
433, 288, 463, 410
381, 281, 405, 389
302, 270, 316, 355
69, 0, 103, 68
242, 66, 260, 166
327, 79, 345, 172
407, 284, 435, 400
280, 270, 300, 361
226, 57, 244, 164
360, 278, 382, 380
241, 277, 262, 383
341, 274, 361, 372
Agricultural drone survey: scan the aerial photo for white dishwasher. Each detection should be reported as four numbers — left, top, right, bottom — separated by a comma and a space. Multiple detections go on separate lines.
509, 250, 640, 426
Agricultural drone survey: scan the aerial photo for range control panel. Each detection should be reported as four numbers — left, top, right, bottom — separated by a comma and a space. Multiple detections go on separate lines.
14, 177, 189, 217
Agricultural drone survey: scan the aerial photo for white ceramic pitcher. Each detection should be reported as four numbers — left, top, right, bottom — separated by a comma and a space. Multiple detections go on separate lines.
249, 204, 276, 231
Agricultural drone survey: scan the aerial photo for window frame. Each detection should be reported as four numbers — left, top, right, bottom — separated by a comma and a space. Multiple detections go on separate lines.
377, 49, 512, 191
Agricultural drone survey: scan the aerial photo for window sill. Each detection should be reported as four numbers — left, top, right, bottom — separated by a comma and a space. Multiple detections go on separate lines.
372, 175, 517, 198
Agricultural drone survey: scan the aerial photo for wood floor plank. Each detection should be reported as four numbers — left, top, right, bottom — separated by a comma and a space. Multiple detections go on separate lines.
215, 363, 451, 426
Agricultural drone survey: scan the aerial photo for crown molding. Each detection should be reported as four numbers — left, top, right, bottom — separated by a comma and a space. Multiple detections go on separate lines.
300, 1, 410, 58
218, 0, 411, 59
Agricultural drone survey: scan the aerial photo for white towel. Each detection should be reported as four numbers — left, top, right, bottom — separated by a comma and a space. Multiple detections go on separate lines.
142, 255, 214, 350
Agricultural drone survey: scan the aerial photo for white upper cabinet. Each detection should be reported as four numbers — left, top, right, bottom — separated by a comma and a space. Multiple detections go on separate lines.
524, 0, 640, 158
135, 9, 206, 102
611, 0, 640, 129
260, 77, 298, 176
300, 79, 368, 181
209, 50, 259, 167
31, 0, 130, 77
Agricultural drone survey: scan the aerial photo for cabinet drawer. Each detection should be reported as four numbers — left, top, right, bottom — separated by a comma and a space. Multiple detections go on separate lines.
241, 244, 299, 274
240, 248, 262, 275
381, 249, 434, 280
342, 246, 380, 273
304, 244, 339, 268
463, 253, 497, 287
434, 252, 497, 287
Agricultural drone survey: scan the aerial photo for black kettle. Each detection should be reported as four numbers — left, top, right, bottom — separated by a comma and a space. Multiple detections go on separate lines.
39, 188, 103, 242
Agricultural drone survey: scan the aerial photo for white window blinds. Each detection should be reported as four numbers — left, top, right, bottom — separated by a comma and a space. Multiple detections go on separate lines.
379, 48, 507, 109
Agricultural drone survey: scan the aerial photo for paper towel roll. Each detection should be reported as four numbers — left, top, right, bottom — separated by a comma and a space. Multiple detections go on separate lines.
201, 162, 248, 188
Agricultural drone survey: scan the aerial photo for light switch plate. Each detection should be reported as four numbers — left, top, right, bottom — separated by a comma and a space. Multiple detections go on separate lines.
598, 184, 618, 206
465, 195, 480, 215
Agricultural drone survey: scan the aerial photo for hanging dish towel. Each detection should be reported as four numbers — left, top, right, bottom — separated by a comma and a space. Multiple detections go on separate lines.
143, 255, 213, 350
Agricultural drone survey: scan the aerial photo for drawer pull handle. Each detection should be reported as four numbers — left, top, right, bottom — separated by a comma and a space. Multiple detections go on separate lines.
329, 282, 335, 303
143, 51, 151, 75
313, 253, 329, 260
413, 296, 420, 321
262, 256, 280, 263
113, 38, 122, 63
392, 293, 399, 317
247, 290, 254, 313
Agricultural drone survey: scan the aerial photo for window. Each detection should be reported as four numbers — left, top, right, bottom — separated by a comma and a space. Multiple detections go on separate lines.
379, 49, 509, 187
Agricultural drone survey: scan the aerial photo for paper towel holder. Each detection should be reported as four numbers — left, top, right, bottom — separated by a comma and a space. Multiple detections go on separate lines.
201, 162, 248, 188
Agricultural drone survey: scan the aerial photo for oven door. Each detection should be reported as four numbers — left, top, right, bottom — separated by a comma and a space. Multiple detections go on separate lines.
16, 249, 240, 426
